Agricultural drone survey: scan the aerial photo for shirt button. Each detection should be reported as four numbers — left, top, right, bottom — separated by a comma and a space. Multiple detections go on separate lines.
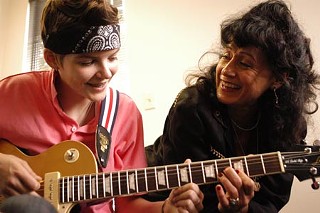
71, 126, 77, 132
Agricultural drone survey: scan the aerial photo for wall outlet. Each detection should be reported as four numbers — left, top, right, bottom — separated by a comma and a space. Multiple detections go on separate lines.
143, 93, 156, 110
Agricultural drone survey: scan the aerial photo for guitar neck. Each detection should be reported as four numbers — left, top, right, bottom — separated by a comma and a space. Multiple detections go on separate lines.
58, 152, 284, 203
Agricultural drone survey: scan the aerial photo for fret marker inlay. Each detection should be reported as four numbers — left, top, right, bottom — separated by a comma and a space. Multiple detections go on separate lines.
180, 167, 189, 182
233, 160, 244, 172
157, 169, 165, 186
205, 164, 215, 178
129, 173, 135, 190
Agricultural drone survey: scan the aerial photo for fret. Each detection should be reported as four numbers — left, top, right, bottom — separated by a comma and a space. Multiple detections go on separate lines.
66, 177, 70, 202
229, 158, 232, 167
61, 177, 65, 203
102, 173, 106, 197
118, 171, 121, 195
188, 163, 193, 183
215, 160, 218, 178
144, 168, 148, 191
165, 166, 169, 188
89, 175, 93, 199
127, 171, 131, 193
176, 165, 181, 187
126, 171, 129, 195
135, 170, 139, 193
71, 176, 75, 201
110, 172, 113, 196
201, 162, 206, 183
77, 176, 80, 201
244, 156, 249, 176
155, 167, 158, 190
260, 155, 266, 174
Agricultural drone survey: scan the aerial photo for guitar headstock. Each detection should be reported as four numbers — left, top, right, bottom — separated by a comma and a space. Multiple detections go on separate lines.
282, 145, 320, 189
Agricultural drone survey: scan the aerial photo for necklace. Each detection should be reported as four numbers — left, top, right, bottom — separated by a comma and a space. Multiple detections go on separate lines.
230, 112, 261, 131
231, 123, 261, 191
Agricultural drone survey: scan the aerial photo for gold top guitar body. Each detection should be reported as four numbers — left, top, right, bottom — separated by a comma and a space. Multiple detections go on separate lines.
0, 140, 98, 213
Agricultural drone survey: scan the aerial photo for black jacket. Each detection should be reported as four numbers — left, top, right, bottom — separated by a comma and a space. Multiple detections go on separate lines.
145, 86, 294, 213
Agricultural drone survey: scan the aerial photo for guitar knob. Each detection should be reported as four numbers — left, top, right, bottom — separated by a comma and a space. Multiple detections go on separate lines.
64, 148, 80, 163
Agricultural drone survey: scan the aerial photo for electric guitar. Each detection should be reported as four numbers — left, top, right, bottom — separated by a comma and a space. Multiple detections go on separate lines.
0, 140, 319, 213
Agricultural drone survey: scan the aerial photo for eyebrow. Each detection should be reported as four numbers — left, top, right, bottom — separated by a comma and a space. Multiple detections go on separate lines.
239, 51, 257, 63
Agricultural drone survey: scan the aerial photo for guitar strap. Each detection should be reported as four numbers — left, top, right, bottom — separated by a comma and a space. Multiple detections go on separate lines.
95, 87, 119, 168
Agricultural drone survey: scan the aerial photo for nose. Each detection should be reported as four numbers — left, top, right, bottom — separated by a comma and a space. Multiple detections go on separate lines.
96, 61, 115, 79
221, 60, 236, 77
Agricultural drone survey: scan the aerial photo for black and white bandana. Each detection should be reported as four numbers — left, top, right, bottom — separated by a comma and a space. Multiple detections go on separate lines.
43, 24, 121, 54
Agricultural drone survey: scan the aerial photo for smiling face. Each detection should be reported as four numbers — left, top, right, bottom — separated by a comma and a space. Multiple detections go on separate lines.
216, 43, 275, 108
53, 48, 119, 103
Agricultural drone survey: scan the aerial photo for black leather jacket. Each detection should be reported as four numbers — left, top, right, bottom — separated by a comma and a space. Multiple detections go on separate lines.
145, 86, 295, 213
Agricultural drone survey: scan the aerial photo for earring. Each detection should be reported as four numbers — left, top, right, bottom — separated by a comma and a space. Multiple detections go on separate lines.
273, 87, 279, 105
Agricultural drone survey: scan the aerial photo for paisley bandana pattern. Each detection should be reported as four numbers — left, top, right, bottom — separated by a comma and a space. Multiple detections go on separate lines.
43, 24, 121, 54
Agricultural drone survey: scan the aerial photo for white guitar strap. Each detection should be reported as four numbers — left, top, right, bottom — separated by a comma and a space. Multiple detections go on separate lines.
96, 87, 119, 168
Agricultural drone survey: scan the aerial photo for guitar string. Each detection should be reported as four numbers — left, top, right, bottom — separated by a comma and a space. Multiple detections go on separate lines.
36, 152, 316, 198
36, 153, 314, 190
36, 153, 313, 191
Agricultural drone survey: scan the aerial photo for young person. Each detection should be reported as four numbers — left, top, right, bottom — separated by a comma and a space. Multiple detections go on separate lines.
145, 0, 320, 212
0, 0, 204, 212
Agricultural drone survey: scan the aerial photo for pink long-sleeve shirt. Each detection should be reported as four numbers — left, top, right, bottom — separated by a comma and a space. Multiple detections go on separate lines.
0, 71, 147, 212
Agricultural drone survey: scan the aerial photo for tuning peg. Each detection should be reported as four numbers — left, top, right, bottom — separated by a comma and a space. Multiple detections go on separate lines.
311, 177, 320, 190
313, 139, 320, 146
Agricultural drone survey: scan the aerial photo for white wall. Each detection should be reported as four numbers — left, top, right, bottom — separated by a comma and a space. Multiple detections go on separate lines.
0, 0, 28, 79
1, 0, 320, 212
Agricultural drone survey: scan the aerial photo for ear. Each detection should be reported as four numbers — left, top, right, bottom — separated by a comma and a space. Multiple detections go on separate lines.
271, 72, 289, 89
271, 81, 282, 90
43, 48, 59, 70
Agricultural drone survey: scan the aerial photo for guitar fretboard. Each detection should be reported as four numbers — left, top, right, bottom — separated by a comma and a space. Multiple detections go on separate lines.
59, 152, 284, 203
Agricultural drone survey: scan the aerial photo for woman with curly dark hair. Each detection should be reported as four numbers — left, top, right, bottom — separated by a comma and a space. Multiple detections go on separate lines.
145, 0, 320, 212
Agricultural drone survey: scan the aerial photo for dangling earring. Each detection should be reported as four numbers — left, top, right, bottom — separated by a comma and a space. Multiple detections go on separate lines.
273, 87, 279, 106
